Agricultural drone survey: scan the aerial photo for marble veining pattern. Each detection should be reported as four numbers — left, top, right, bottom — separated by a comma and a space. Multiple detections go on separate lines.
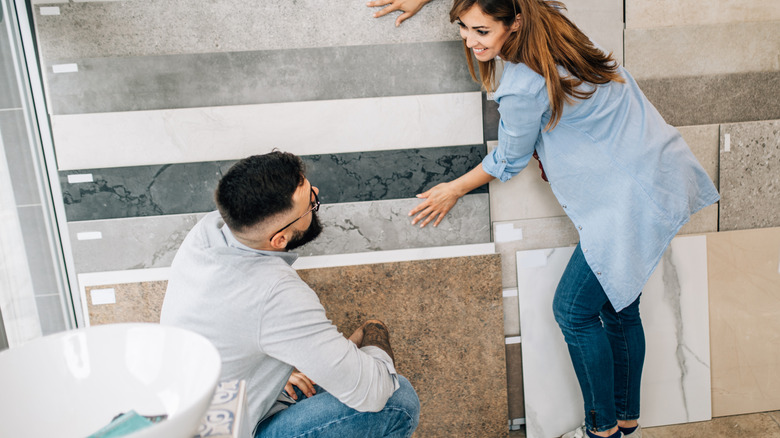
517, 235, 711, 438
59, 145, 486, 221
43, 41, 479, 115
718, 119, 780, 231
50, 93, 484, 171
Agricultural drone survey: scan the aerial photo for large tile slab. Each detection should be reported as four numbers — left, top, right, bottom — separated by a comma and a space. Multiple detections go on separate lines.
59, 145, 486, 221
31, 0, 459, 59
718, 119, 780, 231
85, 281, 167, 326
0, 110, 40, 206
51, 92, 484, 170
676, 124, 720, 235
637, 71, 780, 127
643, 412, 780, 438
67, 195, 490, 272
563, 0, 624, 64
0, 16, 22, 110
43, 41, 479, 115
517, 235, 711, 438
625, 22, 780, 80
626, 0, 780, 29
707, 227, 780, 417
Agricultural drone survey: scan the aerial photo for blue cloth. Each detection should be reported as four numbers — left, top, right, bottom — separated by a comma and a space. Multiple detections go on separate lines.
553, 244, 645, 432
482, 62, 719, 311
254, 376, 420, 438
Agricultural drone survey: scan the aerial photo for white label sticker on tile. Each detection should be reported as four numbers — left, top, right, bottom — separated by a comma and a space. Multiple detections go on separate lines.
517, 250, 548, 268
77, 231, 103, 241
724, 133, 731, 152
39, 6, 60, 15
52, 63, 78, 73
505, 336, 522, 344
495, 223, 524, 243
67, 173, 93, 183
90, 288, 116, 305
503, 288, 519, 297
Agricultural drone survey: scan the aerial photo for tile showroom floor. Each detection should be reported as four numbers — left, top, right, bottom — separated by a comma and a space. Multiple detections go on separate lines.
509, 410, 780, 437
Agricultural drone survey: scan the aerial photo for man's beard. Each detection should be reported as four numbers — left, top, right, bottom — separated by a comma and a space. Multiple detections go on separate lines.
285, 211, 323, 251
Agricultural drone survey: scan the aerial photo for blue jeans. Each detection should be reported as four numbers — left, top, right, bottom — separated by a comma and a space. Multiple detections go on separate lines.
553, 244, 645, 432
254, 375, 420, 438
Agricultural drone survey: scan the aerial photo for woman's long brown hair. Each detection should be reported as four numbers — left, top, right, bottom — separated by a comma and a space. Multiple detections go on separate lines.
450, 0, 624, 130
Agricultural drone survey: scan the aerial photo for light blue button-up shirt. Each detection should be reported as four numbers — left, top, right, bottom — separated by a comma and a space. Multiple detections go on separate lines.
483, 62, 719, 311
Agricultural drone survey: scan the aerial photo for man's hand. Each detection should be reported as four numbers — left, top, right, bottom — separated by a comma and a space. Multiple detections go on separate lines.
284, 371, 316, 400
366, 0, 432, 27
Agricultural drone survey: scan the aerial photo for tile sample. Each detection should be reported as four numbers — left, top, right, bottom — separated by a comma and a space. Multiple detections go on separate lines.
487, 141, 565, 223
0, 18, 21, 110
35, 294, 67, 336
707, 227, 780, 417
625, 22, 780, 80
494, 216, 579, 289
563, 0, 624, 64
0, 110, 40, 206
676, 124, 720, 235
66, 195, 490, 273
505, 341, 525, 420
718, 119, 780, 231
678, 204, 718, 236
59, 145, 486, 221
517, 235, 711, 438
43, 41, 479, 115
32, 0, 460, 60
85, 281, 167, 326
503, 290, 520, 337
51, 93, 484, 170
637, 71, 780, 127
297, 254, 507, 438
626, 0, 780, 29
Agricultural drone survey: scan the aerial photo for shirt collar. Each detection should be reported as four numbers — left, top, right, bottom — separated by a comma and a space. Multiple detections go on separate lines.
220, 223, 299, 266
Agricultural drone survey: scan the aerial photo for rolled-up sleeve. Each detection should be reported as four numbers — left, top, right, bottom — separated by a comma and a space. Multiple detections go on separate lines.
482, 91, 545, 182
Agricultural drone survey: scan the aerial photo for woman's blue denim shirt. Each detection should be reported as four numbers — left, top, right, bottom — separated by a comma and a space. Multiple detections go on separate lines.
483, 62, 719, 311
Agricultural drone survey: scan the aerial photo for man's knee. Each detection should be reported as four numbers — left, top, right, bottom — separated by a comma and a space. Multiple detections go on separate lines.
385, 375, 420, 432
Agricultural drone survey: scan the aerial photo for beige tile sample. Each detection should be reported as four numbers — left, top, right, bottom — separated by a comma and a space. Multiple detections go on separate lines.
626, 0, 780, 28
708, 227, 780, 417
85, 281, 167, 326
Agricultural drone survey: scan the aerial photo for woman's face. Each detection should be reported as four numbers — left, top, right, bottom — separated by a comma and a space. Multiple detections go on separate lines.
456, 4, 519, 62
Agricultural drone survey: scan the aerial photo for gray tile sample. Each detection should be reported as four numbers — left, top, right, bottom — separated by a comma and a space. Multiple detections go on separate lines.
637, 71, 780, 127
1, 110, 41, 206
32, 0, 460, 60
35, 294, 67, 336
678, 124, 720, 189
66, 195, 490, 273
0, 17, 21, 110
483, 92, 500, 142
626, 0, 780, 28
43, 41, 480, 114
719, 119, 780, 231
17, 205, 59, 296
60, 145, 487, 221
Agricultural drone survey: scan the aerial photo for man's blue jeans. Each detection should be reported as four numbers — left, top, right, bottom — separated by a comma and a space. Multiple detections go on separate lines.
553, 244, 645, 432
254, 375, 420, 438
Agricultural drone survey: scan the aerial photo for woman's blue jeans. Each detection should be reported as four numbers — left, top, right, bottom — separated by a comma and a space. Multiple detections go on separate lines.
254, 375, 420, 438
553, 244, 645, 432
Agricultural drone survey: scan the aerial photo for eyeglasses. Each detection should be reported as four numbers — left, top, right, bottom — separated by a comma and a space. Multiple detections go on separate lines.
270, 187, 320, 241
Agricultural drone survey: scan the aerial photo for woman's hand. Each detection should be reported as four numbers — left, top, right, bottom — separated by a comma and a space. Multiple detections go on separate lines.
366, 0, 432, 27
284, 371, 316, 400
408, 182, 462, 228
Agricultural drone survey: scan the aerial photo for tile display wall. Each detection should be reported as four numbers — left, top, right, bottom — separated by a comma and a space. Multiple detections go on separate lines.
516, 235, 712, 438
79, 254, 508, 438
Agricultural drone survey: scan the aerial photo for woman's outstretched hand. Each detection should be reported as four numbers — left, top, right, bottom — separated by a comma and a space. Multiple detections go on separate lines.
366, 0, 432, 27
408, 182, 462, 228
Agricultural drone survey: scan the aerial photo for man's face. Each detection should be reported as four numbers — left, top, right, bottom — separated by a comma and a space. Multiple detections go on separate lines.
286, 210, 323, 251
282, 180, 322, 251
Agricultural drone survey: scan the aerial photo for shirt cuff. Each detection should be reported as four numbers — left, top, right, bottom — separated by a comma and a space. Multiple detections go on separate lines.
360, 346, 400, 390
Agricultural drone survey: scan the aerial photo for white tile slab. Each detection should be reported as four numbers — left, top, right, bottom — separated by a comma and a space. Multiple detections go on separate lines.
51, 92, 483, 170
517, 235, 711, 438
626, 0, 780, 29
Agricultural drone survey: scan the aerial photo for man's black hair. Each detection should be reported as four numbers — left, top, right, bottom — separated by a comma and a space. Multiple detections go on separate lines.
215, 151, 305, 232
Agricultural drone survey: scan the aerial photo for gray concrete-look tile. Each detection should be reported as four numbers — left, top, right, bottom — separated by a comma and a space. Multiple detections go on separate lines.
626, 0, 780, 29
637, 71, 780, 127
16, 205, 59, 295
44, 41, 479, 114
0, 110, 41, 206
0, 19, 22, 110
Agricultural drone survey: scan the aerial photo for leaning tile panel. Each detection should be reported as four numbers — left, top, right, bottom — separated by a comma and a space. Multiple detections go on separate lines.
626, 0, 780, 29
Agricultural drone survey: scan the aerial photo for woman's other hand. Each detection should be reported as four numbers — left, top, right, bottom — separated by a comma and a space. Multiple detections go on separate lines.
366, 0, 432, 27
408, 182, 462, 228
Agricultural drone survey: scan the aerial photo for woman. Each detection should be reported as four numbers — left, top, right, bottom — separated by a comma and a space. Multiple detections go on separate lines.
403, 1, 719, 437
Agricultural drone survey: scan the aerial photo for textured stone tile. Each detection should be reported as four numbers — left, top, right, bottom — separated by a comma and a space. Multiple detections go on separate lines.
505, 342, 525, 420
707, 227, 780, 417
503, 293, 520, 337
719, 119, 780, 231
1, 110, 41, 206
43, 41, 479, 115
58, 145, 486, 221
626, 0, 780, 29
625, 22, 780, 80
85, 281, 167, 326
518, 235, 712, 438
297, 255, 507, 438
494, 216, 579, 289
50, 93, 484, 170
638, 71, 780, 127
643, 412, 780, 438
31, 0, 459, 59
678, 204, 718, 235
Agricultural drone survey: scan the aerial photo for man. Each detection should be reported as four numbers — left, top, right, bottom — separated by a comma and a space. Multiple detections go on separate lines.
160, 151, 420, 438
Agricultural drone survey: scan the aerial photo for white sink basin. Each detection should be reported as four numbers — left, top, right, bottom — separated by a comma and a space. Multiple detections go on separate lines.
0, 323, 221, 438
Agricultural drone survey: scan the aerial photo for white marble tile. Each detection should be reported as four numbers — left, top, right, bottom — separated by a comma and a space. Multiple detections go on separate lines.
517, 235, 711, 438
626, 0, 780, 29
625, 21, 780, 80
51, 92, 483, 170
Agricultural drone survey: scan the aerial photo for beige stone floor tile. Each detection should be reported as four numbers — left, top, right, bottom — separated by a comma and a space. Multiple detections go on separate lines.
643, 412, 780, 437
